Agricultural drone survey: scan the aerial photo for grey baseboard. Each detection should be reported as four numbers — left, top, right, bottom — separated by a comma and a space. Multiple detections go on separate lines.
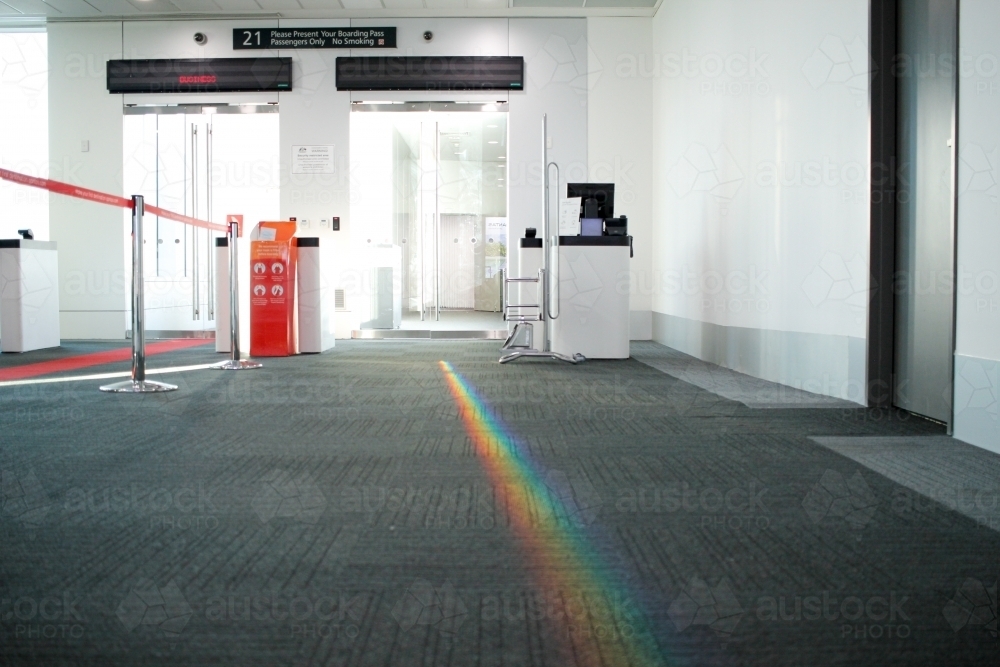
652, 311, 866, 404
629, 310, 652, 340
953, 354, 1000, 455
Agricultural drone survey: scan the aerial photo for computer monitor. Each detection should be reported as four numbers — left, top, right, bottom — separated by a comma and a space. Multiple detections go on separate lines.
567, 183, 614, 219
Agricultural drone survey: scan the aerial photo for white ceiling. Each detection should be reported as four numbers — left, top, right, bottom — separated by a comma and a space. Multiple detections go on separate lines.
0, 0, 663, 21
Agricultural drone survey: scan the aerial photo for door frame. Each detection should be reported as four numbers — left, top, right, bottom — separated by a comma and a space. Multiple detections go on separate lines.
122, 103, 279, 338
350, 101, 510, 329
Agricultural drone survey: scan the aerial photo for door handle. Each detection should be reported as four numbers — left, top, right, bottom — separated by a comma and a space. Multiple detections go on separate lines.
207, 123, 214, 320
191, 123, 199, 320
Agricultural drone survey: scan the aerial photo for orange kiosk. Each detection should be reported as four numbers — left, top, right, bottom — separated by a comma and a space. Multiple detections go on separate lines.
250, 221, 298, 357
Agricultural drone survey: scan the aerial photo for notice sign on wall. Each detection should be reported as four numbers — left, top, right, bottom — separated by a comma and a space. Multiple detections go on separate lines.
234, 28, 396, 50
292, 146, 335, 175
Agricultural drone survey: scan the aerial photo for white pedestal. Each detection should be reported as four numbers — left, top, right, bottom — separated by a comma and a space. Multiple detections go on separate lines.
515, 240, 543, 346
296, 238, 336, 353
0, 240, 61, 353
360, 244, 402, 330
214, 237, 251, 354
552, 237, 631, 360
515, 236, 631, 360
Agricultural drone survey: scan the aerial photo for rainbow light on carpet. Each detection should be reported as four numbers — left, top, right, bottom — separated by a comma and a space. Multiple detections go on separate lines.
439, 360, 666, 667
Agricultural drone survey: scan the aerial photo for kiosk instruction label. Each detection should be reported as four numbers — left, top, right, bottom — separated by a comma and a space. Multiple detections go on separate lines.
234, 28, 396, 50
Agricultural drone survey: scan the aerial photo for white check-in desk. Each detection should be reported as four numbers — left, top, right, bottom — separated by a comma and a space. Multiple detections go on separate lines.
516, 235, 631, 359
0, 239, 60, 353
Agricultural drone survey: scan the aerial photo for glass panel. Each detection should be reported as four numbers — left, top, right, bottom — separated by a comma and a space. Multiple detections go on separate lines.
437, 112, 508, 312
350, 109, 507, 329
156, 114, 189, 280
210, 113, 280, 238
122, 114, 159, 278
418, 120, 437, 318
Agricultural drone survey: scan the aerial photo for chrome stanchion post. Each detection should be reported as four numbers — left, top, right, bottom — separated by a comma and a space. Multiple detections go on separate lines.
212, 219, 262, 370
101, 195, 178, 392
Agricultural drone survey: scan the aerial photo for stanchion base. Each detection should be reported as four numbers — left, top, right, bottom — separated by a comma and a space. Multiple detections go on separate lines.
211, 359, 263, 371
100, 379, 178, 393
499, 350, 585, 365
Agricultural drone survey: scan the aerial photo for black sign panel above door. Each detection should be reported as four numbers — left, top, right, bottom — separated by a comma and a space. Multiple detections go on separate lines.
107, 58, 293, 94
234, 27, 396, 50
336, 56, 524, 91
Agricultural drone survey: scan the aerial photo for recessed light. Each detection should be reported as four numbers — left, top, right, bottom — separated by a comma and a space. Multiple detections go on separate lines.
498, 156, 505, 160
488, 141, 498, 144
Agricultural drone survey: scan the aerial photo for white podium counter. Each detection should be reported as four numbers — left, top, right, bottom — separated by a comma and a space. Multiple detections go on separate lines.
552, 236, 630, 359
295, 237, 336, 353
0, 239, 60, 353
514, 237, 544, 347
516, 235, 631, 360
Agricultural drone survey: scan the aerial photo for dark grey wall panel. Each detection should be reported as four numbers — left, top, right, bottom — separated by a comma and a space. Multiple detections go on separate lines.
868, 0, 898, 407
894, 0, 958, 422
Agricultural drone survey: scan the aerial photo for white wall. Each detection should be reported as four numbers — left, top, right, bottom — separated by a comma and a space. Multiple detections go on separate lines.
0, 32, 48, 243
508, 18, 588, 278
587, 17, 653, 339
46, 17, 588, 338
274, 17, 351, 336
650, 0, 870, 402
48, 22, 125, 339
953, 0, 1000, 453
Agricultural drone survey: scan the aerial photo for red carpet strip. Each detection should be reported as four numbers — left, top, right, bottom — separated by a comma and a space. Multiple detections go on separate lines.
0, 339, 212, 382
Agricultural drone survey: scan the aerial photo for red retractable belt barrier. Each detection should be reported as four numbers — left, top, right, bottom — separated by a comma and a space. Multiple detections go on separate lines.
1, 168, 259, 388
0, 167, 227, 233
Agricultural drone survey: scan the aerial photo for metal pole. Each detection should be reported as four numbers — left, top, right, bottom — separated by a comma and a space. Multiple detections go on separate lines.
419, 121, 425, 322
229, 221, 239, 360
100, 195, 178, 392
133, 196, 146, 382
434, 121, 440, 321
212, 220, 262, 371
541, 114, 551, 352
546, 162, 561, 322
207, 124, 214, 320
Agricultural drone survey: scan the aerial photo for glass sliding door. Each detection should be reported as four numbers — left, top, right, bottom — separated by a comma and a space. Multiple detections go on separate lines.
350, 102, 508, 331
122, 105, 279, 335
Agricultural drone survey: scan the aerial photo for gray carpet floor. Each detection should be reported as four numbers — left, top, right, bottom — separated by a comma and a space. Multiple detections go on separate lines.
810, 435, 1000, 534
1, 340, 998, 666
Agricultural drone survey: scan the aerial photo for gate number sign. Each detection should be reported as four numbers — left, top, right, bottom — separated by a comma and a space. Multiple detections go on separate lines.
234, 28, 396, 50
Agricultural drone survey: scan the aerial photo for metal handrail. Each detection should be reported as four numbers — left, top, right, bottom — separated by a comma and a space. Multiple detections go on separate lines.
546, 161, 560, 321
502, 268, 543, 323
497, 112, 583, 366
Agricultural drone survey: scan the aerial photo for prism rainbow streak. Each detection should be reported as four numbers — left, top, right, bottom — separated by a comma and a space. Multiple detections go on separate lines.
439, 360, 666, 667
